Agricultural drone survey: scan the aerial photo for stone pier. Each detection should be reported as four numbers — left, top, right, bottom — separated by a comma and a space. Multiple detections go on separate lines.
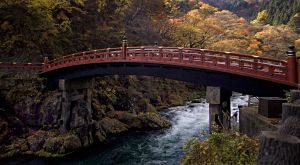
58, 78, 93, 133
206, 86, 232, 132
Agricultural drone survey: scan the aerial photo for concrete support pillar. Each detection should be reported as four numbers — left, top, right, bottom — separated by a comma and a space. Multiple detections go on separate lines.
59, 79, 70, 133
58, 78, 93, 133
206, 86, 232, 132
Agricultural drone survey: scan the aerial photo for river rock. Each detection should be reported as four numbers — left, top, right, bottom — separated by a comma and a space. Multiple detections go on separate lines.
27, 130, 57, 152
43, 133, 82, 154
137, 112, 171, 130
63, 133, 82, 151
113, 111, 142, 129
92, 99, 106, 119
98, 117, 129, 135
43, 136, 64, 153
0, 138, 28, 158
0, 118, 9, 144
40, 92, 62, 127
74, 125, 94, 147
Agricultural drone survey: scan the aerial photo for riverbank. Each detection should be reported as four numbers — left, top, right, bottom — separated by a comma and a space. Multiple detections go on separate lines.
4, 101, 210, 165
0, 75, 205, 159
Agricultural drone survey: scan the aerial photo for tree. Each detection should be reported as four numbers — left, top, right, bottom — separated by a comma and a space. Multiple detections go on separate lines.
251, 10, 269, 25
254, 25, 299, 59
289, 13, 300, 33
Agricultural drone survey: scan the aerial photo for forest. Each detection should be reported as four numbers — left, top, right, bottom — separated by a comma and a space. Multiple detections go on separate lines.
1, 0, 300, 164
1, 0, 300, 61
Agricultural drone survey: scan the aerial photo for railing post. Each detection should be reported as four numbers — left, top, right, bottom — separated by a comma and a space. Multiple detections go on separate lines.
158, 47, 163, 60
200, 50, 205, 64
43, 57, 49, 72
141, 46, 145, 59
253, 56, 259, 73
178, 47, 183, 62
225, 52, 230, 68
122, 36, 127, 60
287, 45, 297, 84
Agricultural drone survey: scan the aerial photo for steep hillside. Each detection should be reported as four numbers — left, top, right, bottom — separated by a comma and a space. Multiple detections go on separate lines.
199, 0, 267, 18
258, 0, 300, 25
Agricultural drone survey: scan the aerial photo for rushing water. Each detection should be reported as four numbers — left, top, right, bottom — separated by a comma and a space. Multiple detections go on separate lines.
16, 95, 248, 165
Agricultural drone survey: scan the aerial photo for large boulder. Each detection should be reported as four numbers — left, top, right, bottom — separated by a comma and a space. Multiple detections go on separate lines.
43, 133, 82, 154
63, 133, 82, 151
113, 111, 142, 129
137, 112, 171, 130
43, 136, 64, 153
98, 117, 129, 135
27, 130, 58, 152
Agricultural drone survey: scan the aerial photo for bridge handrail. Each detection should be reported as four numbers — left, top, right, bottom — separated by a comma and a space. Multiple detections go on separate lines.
45, 46, 288, 74
1, 45, 296, 87
0, 62, 43, 72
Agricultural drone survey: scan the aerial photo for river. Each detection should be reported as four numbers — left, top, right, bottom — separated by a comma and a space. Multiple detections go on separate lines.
17, 95, 248, 165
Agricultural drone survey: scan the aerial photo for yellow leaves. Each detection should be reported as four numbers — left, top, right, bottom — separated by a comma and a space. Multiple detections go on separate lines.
295, 39, 300, 56
295, 39, 300, 48
97, 0, 107, 12
251, 10, 268, 25
198, 3, 218, 16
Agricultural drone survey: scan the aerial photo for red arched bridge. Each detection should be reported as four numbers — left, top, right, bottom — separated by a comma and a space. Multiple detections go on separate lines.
1, 45, 299, 96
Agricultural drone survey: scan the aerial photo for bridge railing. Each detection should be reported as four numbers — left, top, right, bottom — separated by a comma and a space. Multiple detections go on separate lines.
38, 46, 296, 86
0, 62, 43, 72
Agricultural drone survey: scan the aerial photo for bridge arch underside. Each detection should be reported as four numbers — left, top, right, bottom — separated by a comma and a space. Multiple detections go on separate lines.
42, 62, 295, 97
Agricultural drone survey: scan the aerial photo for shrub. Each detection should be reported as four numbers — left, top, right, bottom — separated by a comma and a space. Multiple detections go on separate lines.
182, 132, 259, 165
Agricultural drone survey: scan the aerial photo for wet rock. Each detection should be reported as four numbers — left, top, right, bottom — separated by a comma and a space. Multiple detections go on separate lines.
0, 138, 28, 158
75, 125, 93, 147
95, 131, 106, 142
113, 111, 142, 129
27, 130, 58, 152
70, 100, 90, 129
6, 116, 26, 137
0, 118, 9, 144
98, 117, 128, 135
43, 137, 64, 153
43, 133, 81, 154
40, 92, 62, 127
92, 99, 106, 119
138, 112, 171, 130
63, 134, 81, 151
27, 131, 47, 152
